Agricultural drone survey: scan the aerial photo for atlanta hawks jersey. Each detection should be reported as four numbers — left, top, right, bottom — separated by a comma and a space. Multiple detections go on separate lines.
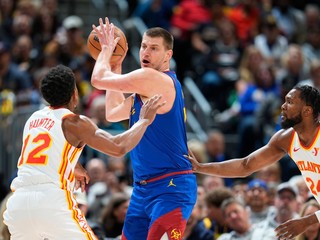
11, 106, 83, 191
289, 128, 320, 203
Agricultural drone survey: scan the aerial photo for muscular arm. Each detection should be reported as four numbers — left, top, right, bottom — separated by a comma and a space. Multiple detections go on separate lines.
190, 129, 291, 177
64, 114, 149, 157
104, 91, 132, 122
63, 95, 165, 157
275, 213, 319, 239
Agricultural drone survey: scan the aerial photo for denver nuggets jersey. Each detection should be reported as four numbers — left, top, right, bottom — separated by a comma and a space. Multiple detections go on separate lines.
289, 129, 320, 203
129, 71, 191, 182
11, 107, 83, 191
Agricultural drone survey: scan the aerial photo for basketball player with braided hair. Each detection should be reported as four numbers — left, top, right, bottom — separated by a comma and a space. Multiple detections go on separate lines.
187, 84, 320, 239
3, 64, 164, 240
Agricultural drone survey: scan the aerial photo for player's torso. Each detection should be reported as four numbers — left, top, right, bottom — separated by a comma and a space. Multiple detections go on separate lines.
129, 71, 191, 181
11, 107, 83, 191
289, 129, 320, 202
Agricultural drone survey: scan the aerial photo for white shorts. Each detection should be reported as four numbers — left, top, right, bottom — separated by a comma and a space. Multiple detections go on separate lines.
3, 183, 97, 240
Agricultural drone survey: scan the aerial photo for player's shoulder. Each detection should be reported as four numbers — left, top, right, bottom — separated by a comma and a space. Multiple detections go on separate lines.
269, 128, 294, 147
63, 114, 93, 125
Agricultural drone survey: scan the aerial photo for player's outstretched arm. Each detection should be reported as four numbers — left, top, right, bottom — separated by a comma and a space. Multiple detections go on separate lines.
186, 130, 288, 178
64, 95, 165, 157
275, 213, 319, 239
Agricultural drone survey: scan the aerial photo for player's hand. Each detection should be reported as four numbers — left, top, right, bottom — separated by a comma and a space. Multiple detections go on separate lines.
275, 217, 312, 240
184, 154, 201, 172
74, 162, 90, 192
139, 95, 166, 125
110, 46, 128, 73
92, 17, 119, 60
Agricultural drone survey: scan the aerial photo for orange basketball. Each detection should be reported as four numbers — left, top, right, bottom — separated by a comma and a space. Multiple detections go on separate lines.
87, 25, 128, 64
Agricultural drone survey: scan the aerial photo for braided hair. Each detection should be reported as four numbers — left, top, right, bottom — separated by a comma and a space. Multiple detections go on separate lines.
294, 84, 320, 120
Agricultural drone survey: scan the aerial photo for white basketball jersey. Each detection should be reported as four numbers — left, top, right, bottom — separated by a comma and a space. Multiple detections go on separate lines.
289, 129, 320, 203
11, 106, 84, 191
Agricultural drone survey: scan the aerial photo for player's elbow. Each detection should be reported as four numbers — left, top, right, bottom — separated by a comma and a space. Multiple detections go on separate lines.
105, 112, 115, 122
91, 75, 101, 89
241, 158, 256, 177
112, 144, 127, 157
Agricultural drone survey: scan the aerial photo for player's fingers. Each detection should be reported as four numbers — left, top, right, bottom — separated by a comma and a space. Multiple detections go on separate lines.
81, 180, 85, 192
75, 180, 80, 191
114, 36, 120, 46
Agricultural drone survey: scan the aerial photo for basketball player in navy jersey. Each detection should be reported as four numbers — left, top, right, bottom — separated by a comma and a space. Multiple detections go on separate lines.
91, 18, 197, 240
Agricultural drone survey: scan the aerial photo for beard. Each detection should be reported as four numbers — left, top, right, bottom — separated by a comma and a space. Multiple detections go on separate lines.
281, 114, 302, 129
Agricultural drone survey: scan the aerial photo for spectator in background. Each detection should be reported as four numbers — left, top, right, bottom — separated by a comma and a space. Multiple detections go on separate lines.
0, 41, 34, 114
100, 192, 130, 239
190, 0, 228, 57
255, 162, 282, 185
302, 22, 320, 68
132, 0, 178, 30
68, 58, 92, 113
304, 4, 320, 30
11, 34, 36, 73
11, 13, 33, 40
204, 187, 234, 239
205, 129, 234, 186
296, 200, 320, 240
195, 19, 242, 112
203, 175, 225, 193
271, 0, 306, 44
254, 14, 288, 70
237, 62, 279, 157
32, 0, 61, 53
277, 44, 310, 90
83, 95, 127, 163
169, 0, 213, 80
289, 175, 311, 203
85, 158, 107, 189
0, 0, 16, 44
244, 179, 276, 224
183, 199, 214, 240
238, 45, 265, 84
44, 15, 88, 66
225, 0, 260, 48
252, 182, 300, 237
86, 157, 132, 223
300, 59, 320, 89
231, 179, 249, 204
218, 197, 275, 240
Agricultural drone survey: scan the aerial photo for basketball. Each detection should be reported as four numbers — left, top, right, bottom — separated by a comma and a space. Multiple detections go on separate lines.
87, 25, 128, 64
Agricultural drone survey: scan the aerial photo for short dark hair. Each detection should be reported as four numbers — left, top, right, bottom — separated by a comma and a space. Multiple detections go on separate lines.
294, 84, 320, 119
205, 187, 234, 208
40, 64, 76, 107
145, 27, 174, 50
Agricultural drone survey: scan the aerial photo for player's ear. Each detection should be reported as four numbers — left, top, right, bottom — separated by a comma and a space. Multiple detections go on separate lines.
165, 49, 173, 61
303, 105, 312, 116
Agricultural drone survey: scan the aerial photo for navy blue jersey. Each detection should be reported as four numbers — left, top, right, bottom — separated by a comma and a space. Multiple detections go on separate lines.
129, 71, 191, 182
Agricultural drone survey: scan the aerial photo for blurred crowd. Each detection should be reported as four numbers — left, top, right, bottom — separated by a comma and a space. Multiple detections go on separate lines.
1, 0, 320, 239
